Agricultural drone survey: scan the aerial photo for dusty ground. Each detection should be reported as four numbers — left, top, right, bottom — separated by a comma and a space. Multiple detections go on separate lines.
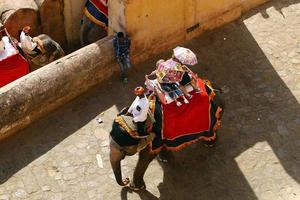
0, 0, 300, 199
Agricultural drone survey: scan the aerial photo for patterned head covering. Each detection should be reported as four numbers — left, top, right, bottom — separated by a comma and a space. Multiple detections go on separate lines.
134, 86, 145, 95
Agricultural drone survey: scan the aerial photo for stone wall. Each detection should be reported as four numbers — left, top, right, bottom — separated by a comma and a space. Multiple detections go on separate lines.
108, 0, 125, 35
110, 0, 270, 63
37, 0, 67, 49
241, 0, 270, 12
0, 37, 118, 140
63, 0, 85, 48
0, 0, 269, 50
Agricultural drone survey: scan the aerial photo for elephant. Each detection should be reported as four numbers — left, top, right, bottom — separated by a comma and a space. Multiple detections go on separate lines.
79, 13, 107, 46
27, 34, 65, 70
109, 80, 225, 190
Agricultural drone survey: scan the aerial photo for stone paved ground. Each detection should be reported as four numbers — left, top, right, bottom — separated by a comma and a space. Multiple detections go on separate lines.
0, 0, 300, 199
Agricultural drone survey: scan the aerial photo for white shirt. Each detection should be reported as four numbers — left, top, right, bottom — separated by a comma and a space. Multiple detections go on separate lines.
128, 96, 149, 122
0, 36, 17, 60
20, 31, 37, 52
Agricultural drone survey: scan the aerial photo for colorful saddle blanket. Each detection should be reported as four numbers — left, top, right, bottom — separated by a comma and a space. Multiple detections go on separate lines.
113, 79, 223, 152
162, 79, 210, 140
83, 0, 108, 29
150, 79, 222, 152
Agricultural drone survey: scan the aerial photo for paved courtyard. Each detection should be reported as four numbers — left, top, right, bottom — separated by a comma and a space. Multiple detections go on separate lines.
0, 0, 300, 199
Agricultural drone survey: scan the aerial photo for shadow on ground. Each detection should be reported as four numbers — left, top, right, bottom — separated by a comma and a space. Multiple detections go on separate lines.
0, 0, 299, 199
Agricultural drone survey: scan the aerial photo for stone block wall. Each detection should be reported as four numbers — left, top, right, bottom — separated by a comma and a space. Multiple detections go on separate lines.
108, 0, 270, 63
63, 0, 85, 48
0, 37, 118, 140
0, 0, 270, 51
241, 0, 270, 12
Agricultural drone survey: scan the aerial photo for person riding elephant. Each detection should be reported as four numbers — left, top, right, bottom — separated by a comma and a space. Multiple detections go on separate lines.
20, 26, 43, 56
38, 34, 65, 63
109, 79, 225, 190
127, 86, 149, 136
0, 26, 17, 60
145, 59, 189, 106
80, 0, 108, 46
19, 26, 65, 70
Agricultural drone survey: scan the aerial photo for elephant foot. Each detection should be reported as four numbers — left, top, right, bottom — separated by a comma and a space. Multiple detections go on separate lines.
129, 182, 146, 191
203, 138, 217, 147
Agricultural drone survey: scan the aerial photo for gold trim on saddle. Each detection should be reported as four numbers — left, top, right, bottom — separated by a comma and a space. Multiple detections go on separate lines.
115, 115, 139, 137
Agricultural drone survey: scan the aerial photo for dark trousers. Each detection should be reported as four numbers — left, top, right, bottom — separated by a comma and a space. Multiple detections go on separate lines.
136, 121, 147, 137
117, 54, 131, 79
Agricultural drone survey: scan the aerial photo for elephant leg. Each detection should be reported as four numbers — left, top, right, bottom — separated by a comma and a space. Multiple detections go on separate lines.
80, 16, 94, 46
110, 144, 130, 186
132, 148, 158, 188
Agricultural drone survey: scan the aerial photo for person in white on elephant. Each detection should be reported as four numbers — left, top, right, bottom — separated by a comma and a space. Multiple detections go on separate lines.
20, 26, 42, 55
127, 86, 149, 138
0, 26, 17, 60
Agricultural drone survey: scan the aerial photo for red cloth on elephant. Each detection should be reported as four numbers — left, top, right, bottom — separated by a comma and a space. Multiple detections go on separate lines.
0, 53, 29, 87
161, 79, 210, 140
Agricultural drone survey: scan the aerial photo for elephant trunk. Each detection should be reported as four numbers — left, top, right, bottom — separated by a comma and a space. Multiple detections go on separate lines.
109, 144, 129, 186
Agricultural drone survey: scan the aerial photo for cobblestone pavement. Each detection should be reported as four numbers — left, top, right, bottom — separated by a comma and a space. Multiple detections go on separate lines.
0, 1, 300, 199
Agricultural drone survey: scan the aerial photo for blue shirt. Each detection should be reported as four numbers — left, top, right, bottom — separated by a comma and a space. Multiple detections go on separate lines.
113, 35, 131, 58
